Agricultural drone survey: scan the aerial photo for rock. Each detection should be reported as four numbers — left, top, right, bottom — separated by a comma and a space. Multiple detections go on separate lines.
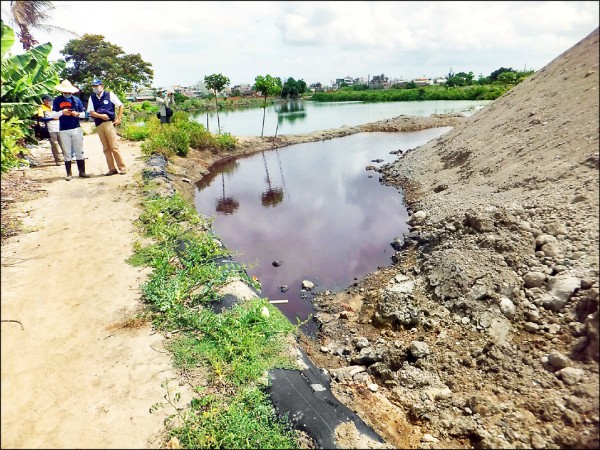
546, 350, 570, 370
410, 340, 431, 358
302, 280, 315, 290
524, 322, 540, 333
408, 210, 427, 225
499, 296, 516, 320
556, 367, 585, 385
354, 337, 370, 350
421, 434, 439, 443
544, 274, 581, 310
523, 271, 547, 288
464, 209, 495, 232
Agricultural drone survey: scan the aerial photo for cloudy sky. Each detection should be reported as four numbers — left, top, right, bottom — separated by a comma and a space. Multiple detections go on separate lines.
2, 1, 598, 88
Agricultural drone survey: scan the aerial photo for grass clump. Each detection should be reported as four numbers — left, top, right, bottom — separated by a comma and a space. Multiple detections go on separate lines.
170, 298, 297, 385
132, 190, 305, 448
152, 382, 300, 449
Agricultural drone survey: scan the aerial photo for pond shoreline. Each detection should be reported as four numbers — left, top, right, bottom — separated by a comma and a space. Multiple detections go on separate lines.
168, 112, 468, 203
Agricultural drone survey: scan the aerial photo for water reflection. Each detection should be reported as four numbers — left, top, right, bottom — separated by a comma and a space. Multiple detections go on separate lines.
189, 100, 492, 137
216, 173, 240, 215
261, 151, 285, 207
194, 128, 451, 335
277, 101, 307, 126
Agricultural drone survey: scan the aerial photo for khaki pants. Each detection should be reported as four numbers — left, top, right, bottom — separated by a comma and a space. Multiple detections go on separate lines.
96, 121, 126, 172
48, 131, 62, 164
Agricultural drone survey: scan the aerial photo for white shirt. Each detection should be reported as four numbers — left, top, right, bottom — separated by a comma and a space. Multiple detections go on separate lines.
86, 90, 123, 112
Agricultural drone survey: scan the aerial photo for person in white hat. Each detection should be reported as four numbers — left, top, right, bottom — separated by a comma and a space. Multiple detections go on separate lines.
51, 79, 90, 180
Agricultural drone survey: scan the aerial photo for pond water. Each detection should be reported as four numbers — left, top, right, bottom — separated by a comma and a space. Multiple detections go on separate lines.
189, 99, 490, 137
194, 127, 452, 334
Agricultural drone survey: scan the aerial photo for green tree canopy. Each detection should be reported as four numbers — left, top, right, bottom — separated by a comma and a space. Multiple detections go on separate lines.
253, 74, 282, 100
204, 73, 230, 96
60, 34, 153, 98
446, 71, 474, 87
253, 74, 282, 137
204, 73, 230, 134
489, 67, 513, 82
281, 77, 307, 98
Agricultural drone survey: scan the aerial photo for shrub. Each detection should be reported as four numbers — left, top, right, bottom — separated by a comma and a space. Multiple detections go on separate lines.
175, 121, 217, 151
121, 122, 151, 141
216, 132, 237, 150
141, 125, 190, 158
1, 113, 27, 173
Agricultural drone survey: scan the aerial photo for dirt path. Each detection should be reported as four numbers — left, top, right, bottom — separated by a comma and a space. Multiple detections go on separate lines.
1, 123, 187, 448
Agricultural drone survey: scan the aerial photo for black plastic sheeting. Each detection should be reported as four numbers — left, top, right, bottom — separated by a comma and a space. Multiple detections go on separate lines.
267, 348, 384, 449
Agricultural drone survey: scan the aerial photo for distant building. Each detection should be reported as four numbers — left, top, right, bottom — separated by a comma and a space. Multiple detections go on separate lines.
391, 78, 408, 87
232, 83, 254, 96
186, 81, 210, 98
369, 74, 391, 89
309, 82, 324, 92
413, 77, 433, 86
125, 86, 156, 102
335, 76, 354, 86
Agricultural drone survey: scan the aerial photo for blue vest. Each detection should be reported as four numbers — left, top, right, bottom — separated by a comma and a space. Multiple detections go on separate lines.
90, 90, 116, 126
53, 96, 83, 131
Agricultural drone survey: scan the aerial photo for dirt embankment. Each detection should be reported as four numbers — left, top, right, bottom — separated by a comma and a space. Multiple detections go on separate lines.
303, 27, 599, 449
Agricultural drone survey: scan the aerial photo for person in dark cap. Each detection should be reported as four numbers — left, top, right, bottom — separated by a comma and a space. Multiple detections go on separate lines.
37, 94, 63, 165
87, 78, 127, 175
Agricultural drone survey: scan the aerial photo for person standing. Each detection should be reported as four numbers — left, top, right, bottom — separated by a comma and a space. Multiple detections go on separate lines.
156, 89, 174, 124
37, 94, 63, 165
87, 78, 126, 176
52, 80, 90, 181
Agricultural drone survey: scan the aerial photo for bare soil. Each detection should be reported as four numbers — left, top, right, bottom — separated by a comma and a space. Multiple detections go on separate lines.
1, 127, 196, 448
1, 27, 598, 449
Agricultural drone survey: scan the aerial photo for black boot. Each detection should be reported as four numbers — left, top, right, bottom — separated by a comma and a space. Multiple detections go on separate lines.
64, 161, 72, 181
76, 159, 90, 178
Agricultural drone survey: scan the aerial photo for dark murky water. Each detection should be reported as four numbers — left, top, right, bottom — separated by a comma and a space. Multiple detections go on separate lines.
194, 128, 451, 334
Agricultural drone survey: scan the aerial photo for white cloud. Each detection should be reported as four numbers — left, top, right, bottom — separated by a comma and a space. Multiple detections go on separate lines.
1, 0, 597, 87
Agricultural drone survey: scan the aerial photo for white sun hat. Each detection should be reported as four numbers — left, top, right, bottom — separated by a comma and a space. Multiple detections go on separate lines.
55, 79, 80, 93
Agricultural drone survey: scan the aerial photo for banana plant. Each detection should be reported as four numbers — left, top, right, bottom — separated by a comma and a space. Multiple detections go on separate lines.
1, 20, 65, 139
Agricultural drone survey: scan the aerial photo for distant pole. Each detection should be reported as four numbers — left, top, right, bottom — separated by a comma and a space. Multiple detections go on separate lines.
206, 113, 209, 131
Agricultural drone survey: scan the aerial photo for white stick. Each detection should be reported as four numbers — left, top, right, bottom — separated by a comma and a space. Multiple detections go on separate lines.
269, 300, 288, 304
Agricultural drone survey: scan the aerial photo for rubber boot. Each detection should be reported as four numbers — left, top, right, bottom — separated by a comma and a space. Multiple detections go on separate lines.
76, 159, 90, 178
64, 161, 72, 181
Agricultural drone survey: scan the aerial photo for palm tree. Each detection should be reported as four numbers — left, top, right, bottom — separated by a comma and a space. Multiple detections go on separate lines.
7, 1, 77, 50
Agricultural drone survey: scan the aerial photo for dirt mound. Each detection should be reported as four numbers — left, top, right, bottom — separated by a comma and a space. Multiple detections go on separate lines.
308, 27, 599, 449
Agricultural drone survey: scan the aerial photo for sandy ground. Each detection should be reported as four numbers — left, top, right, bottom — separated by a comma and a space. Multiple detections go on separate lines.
1, 122, 190, 449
